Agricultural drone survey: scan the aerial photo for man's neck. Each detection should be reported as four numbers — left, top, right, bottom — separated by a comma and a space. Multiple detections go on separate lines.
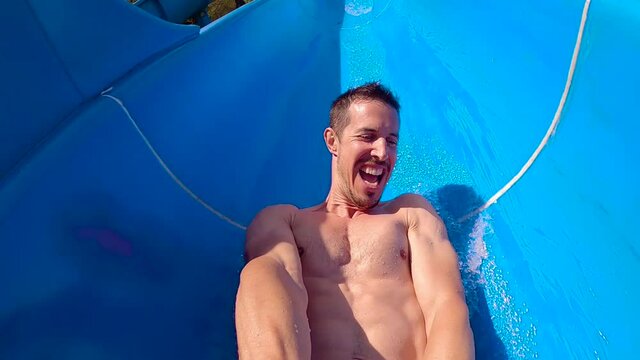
323, 188, 371, 219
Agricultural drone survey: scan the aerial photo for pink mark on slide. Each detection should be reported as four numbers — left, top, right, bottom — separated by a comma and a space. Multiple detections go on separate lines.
76, 227, 133, 257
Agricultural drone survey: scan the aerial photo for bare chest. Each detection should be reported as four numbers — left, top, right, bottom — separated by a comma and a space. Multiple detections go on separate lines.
292, 212, 409, 280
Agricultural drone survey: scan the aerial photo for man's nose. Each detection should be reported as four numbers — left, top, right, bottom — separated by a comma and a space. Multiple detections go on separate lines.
371, 138, 389, 161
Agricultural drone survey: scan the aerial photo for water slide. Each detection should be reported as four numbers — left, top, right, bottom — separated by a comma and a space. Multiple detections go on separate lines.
1, 0, 639, 358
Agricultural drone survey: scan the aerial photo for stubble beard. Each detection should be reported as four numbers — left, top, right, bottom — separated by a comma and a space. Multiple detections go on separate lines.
336, 161, 381, 210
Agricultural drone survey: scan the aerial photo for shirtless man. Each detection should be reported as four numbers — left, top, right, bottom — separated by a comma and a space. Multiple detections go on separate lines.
235, 83, 474, 360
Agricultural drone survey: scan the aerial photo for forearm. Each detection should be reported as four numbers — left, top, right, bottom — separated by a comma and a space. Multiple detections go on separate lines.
423, 298, 474, 360
236, 256, 311, 360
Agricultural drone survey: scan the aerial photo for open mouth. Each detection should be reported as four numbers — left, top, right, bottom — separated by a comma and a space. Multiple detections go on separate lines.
358, 165, 385, 187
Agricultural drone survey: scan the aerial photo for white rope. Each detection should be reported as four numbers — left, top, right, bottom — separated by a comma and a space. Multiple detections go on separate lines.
460, 0, 591, 222
101, 88, 247, 231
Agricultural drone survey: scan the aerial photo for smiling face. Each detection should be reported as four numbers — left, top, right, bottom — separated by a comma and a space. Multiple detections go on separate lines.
326, 100, 400, 210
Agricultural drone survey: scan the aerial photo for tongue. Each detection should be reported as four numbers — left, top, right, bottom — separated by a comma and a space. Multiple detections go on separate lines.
360, 170, 379, 184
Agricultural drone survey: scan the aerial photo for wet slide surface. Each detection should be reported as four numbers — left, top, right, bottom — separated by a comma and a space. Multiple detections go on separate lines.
1, 0, 639, 358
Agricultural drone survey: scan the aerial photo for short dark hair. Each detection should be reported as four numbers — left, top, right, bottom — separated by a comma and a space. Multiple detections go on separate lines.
329, 82, 400, 138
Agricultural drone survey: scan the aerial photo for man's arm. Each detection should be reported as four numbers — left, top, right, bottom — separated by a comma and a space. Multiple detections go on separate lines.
235, 205, 311, 360
402, 194, 474, 360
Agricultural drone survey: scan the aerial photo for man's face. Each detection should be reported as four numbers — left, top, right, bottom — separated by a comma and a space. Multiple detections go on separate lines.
335, 100, 399, 209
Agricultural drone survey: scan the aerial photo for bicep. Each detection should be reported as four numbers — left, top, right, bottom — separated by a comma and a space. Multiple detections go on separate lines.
408, 205, 465, 325
244, 205, 304, 284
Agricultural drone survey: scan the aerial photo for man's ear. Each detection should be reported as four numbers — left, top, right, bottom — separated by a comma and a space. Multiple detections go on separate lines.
324, 128, 339, 157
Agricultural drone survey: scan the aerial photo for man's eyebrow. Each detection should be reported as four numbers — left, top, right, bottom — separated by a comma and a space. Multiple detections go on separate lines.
358, 128, 399, 139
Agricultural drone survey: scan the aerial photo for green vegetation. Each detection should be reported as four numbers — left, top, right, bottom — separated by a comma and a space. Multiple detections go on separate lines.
207, 0, 252, 21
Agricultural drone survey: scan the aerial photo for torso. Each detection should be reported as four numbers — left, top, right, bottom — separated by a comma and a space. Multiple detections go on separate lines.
291, 200, 426, 360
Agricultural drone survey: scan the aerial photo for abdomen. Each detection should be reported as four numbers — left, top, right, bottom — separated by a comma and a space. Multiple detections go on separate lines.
305, 277, 426, 360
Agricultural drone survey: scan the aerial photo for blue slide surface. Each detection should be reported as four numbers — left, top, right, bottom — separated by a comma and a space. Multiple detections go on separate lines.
1, 0, 639, 358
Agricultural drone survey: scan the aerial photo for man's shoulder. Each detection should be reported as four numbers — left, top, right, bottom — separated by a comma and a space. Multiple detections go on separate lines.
387, 193, 435, 211
249, 204, 299, 231
384, 194, 442, 224
257, 203, 300, 216
246, 204, 300, 261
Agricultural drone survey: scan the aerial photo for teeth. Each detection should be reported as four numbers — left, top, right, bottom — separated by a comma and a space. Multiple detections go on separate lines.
362, 167, 383, 176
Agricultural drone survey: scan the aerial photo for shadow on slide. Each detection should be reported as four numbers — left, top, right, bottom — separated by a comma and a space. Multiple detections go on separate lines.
430, 184, 508, 360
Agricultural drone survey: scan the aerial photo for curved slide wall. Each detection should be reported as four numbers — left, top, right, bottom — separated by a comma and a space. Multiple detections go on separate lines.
1, 0, 639, 358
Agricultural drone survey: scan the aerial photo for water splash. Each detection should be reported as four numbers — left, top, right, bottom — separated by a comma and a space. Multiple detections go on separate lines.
345, 0, 373, 16
430, 189, 537, 358
459, 213, 492, 311
475, 217, 538, 359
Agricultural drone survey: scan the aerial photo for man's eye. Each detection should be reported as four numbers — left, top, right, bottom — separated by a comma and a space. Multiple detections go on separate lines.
388, 139, 398, 146
359, 134, 374, 141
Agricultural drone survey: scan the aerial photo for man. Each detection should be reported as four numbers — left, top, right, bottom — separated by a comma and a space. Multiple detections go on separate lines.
235, 83, 474, 360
